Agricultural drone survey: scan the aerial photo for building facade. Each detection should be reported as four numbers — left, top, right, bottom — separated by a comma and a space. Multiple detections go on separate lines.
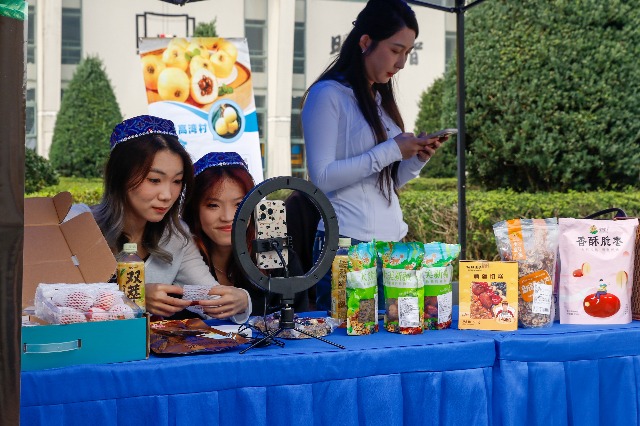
27, 0, 455, 178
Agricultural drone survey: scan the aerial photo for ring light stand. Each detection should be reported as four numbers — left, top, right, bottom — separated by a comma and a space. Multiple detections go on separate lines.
232, 177, 345, 352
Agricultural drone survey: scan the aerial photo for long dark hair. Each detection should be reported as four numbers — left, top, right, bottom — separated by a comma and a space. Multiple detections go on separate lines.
182, 165, 256, 283
303, 0, 419, 201
93, 134, 194, 262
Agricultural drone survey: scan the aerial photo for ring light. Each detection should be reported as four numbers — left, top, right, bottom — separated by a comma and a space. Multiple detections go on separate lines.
231, 176, 339, 305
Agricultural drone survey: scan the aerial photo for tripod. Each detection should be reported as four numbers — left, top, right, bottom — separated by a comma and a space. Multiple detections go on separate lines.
240, 304, 345, 354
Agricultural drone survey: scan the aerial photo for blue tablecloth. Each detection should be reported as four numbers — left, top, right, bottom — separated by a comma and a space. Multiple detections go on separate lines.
21, 318, 496, 426
21, 312, 640, 426
473, 320, 640, 426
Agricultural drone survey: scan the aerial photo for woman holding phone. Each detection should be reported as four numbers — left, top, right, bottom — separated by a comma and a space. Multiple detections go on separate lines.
301, 0, 449, 310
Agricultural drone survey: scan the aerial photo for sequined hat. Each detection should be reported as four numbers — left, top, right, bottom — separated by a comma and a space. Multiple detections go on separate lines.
193, 152, 249, 176
110, 115, 177, 149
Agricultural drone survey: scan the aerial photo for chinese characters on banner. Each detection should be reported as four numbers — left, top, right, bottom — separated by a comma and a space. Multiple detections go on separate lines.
138, 37, 263, 182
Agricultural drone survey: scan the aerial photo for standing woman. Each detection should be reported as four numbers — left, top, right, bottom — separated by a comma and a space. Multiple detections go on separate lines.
302, 0, 449, 310
183, 152, 308, 315
67, 115, 250, 322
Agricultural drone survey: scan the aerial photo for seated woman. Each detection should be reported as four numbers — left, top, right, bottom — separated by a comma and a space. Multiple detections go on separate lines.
182, 151, 309, 316
66, 115, 251, 323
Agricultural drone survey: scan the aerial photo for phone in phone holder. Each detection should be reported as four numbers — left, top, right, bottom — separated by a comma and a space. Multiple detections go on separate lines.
254, 200, 289, 270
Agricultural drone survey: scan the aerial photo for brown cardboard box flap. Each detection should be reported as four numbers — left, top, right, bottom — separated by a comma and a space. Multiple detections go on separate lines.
23, 192, 116, 308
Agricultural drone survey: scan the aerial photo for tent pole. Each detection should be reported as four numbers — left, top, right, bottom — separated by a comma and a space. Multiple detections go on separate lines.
455, 0, 467, 259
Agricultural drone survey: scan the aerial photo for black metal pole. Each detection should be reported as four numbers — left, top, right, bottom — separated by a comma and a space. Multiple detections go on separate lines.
455, 0, 467, 260
0, 2, 26, 425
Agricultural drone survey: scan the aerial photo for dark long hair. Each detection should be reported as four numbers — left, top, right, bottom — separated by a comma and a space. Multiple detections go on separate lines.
303, 0, 419, 201
182, 165, 255, 283
93, 134, 194, 262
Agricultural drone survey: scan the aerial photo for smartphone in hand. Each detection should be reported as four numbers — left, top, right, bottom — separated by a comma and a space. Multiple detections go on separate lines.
423, 128, 458, 141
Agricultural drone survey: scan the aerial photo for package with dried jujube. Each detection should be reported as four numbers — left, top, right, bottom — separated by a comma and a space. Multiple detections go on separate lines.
376, 241, 424, 334
420, 242, 460, 330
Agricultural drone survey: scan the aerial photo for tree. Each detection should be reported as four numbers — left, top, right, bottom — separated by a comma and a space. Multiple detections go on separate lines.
414, 76, 457, 178
49, 56, 122, 177
438, 0, 640, 191
194, 19, 217, 37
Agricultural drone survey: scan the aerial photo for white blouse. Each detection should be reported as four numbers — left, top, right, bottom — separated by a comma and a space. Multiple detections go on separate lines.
302, 79, 426, 242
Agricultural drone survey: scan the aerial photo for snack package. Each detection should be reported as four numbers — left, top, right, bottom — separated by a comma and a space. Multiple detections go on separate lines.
558, 217, 638, 324
181, 284, 219, 317
34, 283, 144, 324
248, 314, 341, 339
421, 242, 461, 330
458, 261, 519, 331
150, 318, 249, 355
346, 242, 379, 335
493, 218, 558, 328
377, 241, 424, 334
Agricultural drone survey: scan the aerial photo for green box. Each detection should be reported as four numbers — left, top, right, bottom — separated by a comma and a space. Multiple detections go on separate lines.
21, 316, 148, 371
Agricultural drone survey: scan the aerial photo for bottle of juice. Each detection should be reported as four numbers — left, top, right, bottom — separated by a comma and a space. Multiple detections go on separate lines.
116, 243, 145, 311
330, 237, 351, 322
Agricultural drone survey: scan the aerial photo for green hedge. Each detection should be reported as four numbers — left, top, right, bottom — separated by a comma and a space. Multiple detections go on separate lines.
26, 177, 103, 206
27, 178, 640, 262
401, 188, 640, 261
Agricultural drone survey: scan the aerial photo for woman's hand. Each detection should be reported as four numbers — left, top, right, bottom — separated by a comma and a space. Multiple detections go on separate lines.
394, 132, 430, 160
145, 283, 192, 317
200, 286, 249, 319
416, 133, 449, 162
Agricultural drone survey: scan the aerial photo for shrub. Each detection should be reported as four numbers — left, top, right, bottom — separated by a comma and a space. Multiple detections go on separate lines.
400, 188, 640, 261
49, 56, 122, 178
25, 148, 59, 193
26, 177, 103, 205
414, 77, 457, 178
194, 19, 217, 37
439, 0, 640, 191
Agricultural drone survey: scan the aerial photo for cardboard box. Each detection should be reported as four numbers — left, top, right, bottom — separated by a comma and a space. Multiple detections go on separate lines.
22, 192, 149, 371
458, 260, 519, 331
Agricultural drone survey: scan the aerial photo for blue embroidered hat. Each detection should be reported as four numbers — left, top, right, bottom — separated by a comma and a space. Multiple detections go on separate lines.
110, 115, 178, 149
193, 152, 249, 177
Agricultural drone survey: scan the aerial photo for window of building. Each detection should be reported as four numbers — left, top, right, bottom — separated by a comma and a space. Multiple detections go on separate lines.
290, 95, 305, 179
245, 19, 267, 73
61, 7, 81, 65
27, 5, 35, 64
26, 88, 37, 149
445, 30, 456, 71
292, 21, 305, 74
254, 93, 267, 171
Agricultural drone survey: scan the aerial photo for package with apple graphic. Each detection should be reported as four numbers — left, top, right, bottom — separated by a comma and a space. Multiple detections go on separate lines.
558, 217, 639, 324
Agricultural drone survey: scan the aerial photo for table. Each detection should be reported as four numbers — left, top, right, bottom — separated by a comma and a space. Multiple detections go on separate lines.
22, 314, 640, 426
20, 320, 496, 426
473, 321, 640, 426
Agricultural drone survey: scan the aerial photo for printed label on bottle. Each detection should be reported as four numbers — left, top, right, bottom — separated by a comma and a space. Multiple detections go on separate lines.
117, 262, 145, 310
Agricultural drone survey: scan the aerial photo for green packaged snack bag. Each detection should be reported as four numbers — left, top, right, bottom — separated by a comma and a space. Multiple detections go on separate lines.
377, 241, 425, 334
346, 242, 378, 335
421, 242, 461, 330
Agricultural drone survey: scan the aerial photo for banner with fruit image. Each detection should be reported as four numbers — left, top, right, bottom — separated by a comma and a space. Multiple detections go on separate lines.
139, 37, 263, 182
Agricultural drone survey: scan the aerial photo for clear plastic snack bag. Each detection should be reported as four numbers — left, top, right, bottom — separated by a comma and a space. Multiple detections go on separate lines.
377, 241, 424, 334
493, 218, 558, 328
346, 241, 379, 335
421, 242, 461, 330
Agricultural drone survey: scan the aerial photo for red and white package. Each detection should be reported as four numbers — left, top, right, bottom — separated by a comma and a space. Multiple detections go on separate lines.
558, 218, 638, 324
